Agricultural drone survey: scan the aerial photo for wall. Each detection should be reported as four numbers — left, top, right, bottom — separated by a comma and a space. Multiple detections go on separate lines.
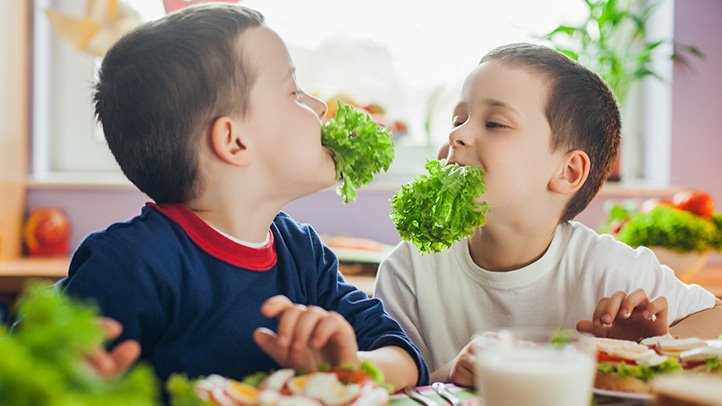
26, 0, 722, 262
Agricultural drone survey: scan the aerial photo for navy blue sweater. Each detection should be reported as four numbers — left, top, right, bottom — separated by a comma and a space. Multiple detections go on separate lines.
60, 204, 428, 385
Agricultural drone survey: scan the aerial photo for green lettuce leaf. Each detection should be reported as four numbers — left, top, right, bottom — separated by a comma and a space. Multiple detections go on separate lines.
0, 281, 158, 405
321, 100, 395, 203
390, 159, 490, 254
596, 358, 681, 381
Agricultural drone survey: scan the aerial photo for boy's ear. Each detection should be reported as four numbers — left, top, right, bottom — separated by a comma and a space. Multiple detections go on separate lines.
209, 116, 251, 167
549, 149, 590, 195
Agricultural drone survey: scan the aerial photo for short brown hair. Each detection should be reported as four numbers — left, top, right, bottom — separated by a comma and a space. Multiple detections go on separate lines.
481, 43, 621, 221
94, 4, 264, 203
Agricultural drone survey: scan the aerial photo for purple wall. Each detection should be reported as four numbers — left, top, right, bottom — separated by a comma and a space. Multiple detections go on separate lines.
27, 1, 722, 264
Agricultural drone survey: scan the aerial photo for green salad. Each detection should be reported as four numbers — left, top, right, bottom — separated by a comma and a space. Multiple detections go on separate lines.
321, 100, 395, 203
602, 203, 722, 253
0, 282, 158, 405
390, 159, 490, 254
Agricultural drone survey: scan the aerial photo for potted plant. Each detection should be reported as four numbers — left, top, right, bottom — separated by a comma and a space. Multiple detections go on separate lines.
542, 0, 703, 180
601, 191, 722, 280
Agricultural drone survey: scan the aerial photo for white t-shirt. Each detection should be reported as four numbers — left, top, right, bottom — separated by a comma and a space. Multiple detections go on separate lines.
375, 221, 716, 382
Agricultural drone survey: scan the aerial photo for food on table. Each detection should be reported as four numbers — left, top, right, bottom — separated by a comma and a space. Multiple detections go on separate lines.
321, 100, 395, 204
390, 159, 490, 254
652, 374, 722, 406
592, 337, 681, 393
168, 362, 391, 406
601, 191, 722, 254
592, 335, 722, 394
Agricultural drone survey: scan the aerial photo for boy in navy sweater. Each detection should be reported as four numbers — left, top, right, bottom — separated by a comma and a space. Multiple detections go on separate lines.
59, 4, 427, 390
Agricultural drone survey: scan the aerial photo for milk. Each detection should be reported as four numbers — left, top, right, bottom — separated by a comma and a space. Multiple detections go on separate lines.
475, 345, 595, 406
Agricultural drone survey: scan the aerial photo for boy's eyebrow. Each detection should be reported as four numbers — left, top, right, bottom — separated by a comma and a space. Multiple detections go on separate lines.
480, 98, 520, 116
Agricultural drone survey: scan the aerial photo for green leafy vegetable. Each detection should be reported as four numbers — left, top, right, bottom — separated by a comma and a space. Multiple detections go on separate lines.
596, 358, 681, 381
390, 159, 490, 254
166, 374, 215, 406
0, 281, 158, 405
616, 206, 718, 252
706, 356, 722, 373
550, 328, 574, 348
321, 100, 395, 203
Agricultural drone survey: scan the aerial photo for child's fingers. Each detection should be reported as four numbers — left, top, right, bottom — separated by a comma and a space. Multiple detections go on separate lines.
108, 340, 141, 376
619, 289, 651, 318
289, 306, 327, 352
642, 296, 668, 321
594, 291, 625, 326
98, 317, 123, 340
308, 312, 352, 350
260, 295, 294, 318
576, 319, 611, 338
86, 348, 117, 377
254, 327, 288, 365
276, 305, 305, 347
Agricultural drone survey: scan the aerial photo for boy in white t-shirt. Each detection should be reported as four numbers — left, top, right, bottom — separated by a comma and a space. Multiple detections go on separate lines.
375, 43, 722, 385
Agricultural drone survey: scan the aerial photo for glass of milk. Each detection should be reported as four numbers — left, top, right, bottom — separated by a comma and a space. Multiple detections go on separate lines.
473, 327, 596, 406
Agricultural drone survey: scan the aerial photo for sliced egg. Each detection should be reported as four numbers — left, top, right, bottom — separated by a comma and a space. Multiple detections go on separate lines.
276, 395, 324, 406
262, 369, 296, 392
226, 380, 260, 404
286, 375, 313, 395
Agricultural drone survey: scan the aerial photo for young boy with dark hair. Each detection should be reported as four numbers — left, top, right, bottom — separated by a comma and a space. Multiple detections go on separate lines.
59, 4, 427, 390
375, 43, 722, 385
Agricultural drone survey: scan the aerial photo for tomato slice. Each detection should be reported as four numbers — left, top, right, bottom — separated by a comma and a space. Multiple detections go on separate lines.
331, 370, 373, 385
597, 352, 637, 365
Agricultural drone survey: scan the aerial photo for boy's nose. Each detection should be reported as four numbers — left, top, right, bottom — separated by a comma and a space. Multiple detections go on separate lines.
305, 94, 327, 120
449, 126, 472, 147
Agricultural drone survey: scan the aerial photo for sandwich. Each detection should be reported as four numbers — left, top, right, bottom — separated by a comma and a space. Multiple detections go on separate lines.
592, 337, 681, 393
642, 334, 722, 373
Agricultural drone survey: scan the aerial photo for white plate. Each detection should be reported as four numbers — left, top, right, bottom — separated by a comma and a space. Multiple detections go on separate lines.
593, 388, 653, 400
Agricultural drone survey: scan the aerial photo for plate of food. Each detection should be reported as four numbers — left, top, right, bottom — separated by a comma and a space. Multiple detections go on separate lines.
590, 334, 722, 400
167, 361, 392, 406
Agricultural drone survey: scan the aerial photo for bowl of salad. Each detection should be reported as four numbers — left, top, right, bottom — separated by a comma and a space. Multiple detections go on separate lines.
601, 191, 722, 280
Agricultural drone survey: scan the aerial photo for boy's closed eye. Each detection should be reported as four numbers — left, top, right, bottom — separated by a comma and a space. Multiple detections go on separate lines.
485, 121, 508, 129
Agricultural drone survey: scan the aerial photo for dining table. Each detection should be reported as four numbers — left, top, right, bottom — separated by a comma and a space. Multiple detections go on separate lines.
390, 383, 649, 406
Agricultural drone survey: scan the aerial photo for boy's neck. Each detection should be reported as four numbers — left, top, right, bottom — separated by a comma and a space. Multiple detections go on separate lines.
468, 219, 560, 272
186, 195, 283, 244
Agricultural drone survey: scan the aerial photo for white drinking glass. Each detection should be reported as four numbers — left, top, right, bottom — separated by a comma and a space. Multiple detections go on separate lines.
473, 327, 596, 406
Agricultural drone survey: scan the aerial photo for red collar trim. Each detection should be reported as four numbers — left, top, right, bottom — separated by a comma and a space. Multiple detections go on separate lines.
148, 203, 276, 271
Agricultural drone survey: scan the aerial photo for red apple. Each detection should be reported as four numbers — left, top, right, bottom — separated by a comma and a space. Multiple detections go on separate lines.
23, 208, 71, 256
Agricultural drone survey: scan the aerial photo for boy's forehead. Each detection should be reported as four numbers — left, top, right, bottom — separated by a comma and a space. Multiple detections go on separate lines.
461, 62, 548, 114
239, 25, 294, 77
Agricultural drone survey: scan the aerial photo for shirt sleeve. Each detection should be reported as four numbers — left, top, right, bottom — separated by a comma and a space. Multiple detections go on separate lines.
593, 236, 716, 325
374, 243, 438, 379
307, 230, 429, 386
59, 233, 168, 355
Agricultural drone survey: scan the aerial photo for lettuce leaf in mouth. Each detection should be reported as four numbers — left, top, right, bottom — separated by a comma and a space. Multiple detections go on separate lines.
390, 159, 490, 254
321, 100, 395, 203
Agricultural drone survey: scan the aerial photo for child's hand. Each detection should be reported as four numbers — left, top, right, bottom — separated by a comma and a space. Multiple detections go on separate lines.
86, 317, 141, 378
576, 289, 669, 341
449, 341, 476, 387
254, 295, 360, 372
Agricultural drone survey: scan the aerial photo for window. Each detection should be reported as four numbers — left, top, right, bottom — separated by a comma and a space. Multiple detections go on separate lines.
32, 0, 669, 184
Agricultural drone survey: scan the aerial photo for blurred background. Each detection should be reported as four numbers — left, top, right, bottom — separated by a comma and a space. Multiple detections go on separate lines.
1, 1, 721, 312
